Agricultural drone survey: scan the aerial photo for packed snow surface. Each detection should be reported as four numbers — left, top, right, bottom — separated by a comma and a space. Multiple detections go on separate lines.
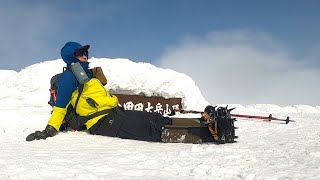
0, 58, 319, 179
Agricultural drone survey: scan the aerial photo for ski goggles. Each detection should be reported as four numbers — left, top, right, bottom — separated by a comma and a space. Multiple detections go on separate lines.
74, 48, 88, 57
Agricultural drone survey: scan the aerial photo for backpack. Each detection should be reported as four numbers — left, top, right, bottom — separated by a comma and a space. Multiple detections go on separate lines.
48, 67, 108, 131
215, 107, 236, 143
48, 67, 107, 107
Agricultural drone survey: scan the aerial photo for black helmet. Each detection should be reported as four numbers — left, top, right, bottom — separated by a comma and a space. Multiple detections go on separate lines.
204, 105, 215, 114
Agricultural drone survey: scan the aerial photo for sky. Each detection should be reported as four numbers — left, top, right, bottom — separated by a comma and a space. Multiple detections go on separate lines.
0, 0, 319, 106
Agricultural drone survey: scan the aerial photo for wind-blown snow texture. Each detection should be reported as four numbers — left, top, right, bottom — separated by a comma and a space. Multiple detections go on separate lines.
0, 58, 319, 179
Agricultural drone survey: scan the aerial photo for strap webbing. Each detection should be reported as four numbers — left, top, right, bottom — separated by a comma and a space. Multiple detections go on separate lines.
74, 84, 84, 113
77, 109, 114, 124
73, 84, 114, 125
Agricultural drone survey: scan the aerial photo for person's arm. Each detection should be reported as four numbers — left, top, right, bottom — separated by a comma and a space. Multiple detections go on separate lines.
26, 72, 77, 141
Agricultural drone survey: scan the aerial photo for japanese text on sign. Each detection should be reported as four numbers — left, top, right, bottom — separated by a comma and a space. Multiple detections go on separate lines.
122, 101, 180, 115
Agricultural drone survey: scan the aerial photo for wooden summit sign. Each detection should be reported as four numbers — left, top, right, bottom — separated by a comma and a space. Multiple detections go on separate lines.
113, 94, 182, 116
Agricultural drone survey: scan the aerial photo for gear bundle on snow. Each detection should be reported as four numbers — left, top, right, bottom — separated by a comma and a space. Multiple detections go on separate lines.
161, 106, 237, 144
215, 106, 236, 143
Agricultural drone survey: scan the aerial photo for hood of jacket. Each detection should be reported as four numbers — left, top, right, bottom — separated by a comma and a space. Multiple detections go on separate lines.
60, 41, 89, 69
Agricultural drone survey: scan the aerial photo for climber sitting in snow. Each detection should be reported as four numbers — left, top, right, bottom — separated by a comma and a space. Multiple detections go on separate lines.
26, 41, 172, 142
26, 41, 236, 143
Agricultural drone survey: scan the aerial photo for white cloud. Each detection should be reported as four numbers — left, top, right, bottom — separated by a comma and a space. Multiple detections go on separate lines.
156, 30, 320, 106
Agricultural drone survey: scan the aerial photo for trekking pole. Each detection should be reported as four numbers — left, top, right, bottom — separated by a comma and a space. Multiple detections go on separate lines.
230, 113, 295, 124
177, 109, 294, 124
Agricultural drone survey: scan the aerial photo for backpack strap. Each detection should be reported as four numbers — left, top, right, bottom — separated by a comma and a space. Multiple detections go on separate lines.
73, 84, 114, 125
77, 109, 114, 124
74, 84, 84, 114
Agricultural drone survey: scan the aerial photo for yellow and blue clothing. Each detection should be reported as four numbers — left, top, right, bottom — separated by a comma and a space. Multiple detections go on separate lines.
47, 41, 171, 142
48, 41, 118, 131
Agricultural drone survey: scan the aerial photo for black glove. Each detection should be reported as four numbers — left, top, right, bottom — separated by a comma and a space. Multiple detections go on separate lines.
26, 125, 58, 141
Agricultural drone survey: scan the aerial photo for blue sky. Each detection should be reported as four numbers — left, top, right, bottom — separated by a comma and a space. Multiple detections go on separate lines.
1, 0, 319, 105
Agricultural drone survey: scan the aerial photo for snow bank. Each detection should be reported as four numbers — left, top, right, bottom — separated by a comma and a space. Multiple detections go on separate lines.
90, 58, 209, 110
1, 58, 319, 113
0, 58, 209, 111
0, 70, 17, 82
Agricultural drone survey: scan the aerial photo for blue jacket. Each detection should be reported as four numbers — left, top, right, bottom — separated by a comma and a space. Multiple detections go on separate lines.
55, 42, 92, 108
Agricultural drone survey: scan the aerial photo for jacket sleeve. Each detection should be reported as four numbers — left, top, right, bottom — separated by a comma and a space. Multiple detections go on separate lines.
55, 71, 78, 108
48, 106, 68, 131
48, 71, 78, 131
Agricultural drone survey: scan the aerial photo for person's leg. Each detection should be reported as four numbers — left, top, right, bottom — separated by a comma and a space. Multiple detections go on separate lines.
89, 110, 172, 142
88, 113, 123, 137
116, 110, 171, 142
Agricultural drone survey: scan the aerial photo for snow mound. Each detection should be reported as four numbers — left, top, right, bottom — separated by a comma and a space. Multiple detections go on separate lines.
0, 70, 17, 82
0, 58, 319, 113
90, 58, 209, 110
0, 58, 209, 111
